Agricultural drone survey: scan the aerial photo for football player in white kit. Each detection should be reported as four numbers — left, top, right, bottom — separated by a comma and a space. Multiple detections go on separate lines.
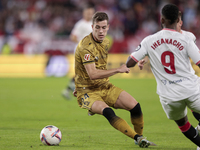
126, 4, 200, 147
139, 11, 200, 136
62, 4, 95, 99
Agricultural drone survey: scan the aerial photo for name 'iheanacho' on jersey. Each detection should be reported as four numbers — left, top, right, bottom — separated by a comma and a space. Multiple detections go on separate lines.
151, 38, 184, 51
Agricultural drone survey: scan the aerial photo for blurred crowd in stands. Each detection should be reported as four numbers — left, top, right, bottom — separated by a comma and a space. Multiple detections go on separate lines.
0, 0, 200, 55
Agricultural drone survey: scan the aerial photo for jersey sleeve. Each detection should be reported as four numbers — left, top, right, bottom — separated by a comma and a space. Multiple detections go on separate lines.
188, 32, 196, 43
79, 48, 95, 65
130, 37, 148, 62
187, 40, 200, 65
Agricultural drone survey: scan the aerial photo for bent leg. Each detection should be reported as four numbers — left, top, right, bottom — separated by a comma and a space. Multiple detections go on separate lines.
129, 103, 144, 136
175, 116, 200, 146
103, 107, 139, 141
187, 93, 200, 127
91, 101, 140, 140
159, 96, 200, 146
114, 91, 138, 110
114, 91, 144, 136
91, 100, 109, 115
91, 101, 139, 140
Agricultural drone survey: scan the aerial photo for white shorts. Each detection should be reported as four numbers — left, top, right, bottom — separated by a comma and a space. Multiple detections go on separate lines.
160, 91, 200, 120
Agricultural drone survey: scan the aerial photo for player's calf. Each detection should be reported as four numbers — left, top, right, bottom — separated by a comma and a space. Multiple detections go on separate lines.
129, 103, 144, 136
178, 121, 200, 146
103, 107, 156, 148
103, 107, 138, 139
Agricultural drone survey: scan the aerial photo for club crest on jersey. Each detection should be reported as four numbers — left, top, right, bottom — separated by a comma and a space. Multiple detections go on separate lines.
84, 54, 90, 61
135, 44, 141, 51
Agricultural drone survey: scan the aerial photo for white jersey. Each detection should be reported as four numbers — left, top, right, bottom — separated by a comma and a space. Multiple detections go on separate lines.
130, 28, 200, 101
181, 30, 196, 43
71, 19, 92, 42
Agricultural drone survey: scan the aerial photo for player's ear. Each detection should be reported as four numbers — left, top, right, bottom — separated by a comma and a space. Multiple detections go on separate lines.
177, 17, 180, 23
180, 20, 183, 26
107, 24, 109, 30
161, 17, 165, 26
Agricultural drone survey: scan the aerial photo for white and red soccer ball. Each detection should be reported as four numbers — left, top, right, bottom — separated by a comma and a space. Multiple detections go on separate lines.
40, 125, 62, 146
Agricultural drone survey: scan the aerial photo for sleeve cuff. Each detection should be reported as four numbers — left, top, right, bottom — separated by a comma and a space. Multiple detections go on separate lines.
196, 60, 200, 65
130, 55, 139, 62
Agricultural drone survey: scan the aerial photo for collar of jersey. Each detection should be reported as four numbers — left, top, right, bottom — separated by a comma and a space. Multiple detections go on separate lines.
162, 28, 176, 32
91, 33, 102, 43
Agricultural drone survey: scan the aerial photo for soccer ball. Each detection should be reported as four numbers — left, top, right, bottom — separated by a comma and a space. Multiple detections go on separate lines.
40, 125, 62, 145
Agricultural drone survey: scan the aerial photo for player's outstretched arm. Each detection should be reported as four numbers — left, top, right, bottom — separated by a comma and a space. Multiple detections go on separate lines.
84, 63, 130, 80
126, 56, 137, 68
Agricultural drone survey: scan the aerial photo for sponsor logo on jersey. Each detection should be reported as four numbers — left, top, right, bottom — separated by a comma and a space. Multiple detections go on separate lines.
161, 80, 167, 85
161, 77, 190, 85
84, 54, 90, 61
135, 44, 141, 51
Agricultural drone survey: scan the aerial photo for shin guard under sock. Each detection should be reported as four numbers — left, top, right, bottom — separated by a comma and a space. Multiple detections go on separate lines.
103, 107, 137, 139
129, 103, 144, 135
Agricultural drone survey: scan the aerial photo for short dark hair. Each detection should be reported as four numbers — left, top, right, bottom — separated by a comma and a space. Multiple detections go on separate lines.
162, 4, 179, 25
92, 12, 109, 24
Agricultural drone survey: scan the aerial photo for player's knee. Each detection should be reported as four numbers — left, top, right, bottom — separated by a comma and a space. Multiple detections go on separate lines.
175, 116, 188, 127
129, 103, 142, 117
103, 107, 117, 122
178, 121, 191, 133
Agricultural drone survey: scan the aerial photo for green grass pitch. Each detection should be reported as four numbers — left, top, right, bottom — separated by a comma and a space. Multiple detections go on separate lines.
0, 77, 198, 150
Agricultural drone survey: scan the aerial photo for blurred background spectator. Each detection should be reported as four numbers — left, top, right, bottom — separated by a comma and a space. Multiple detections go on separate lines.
0, 0, 200, 55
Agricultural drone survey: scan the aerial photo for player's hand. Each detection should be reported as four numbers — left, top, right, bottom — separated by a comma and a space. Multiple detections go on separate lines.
73, 89, 77, 97
138, 59, 145, 70
118, 64, 130, 73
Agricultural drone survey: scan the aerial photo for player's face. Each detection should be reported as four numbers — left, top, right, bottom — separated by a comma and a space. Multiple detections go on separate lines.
92, 20, 109, 42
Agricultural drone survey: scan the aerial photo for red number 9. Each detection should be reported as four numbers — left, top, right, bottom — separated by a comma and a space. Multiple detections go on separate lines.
161, 51, 176, 74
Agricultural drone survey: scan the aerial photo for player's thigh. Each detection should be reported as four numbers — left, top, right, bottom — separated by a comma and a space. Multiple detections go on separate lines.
159, 96, 187, 120
114, 91, 138, 110
77, 91, 104, 110
103, 83, 123, 107
91, 100, 109, 115
187, 92, 200, 114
